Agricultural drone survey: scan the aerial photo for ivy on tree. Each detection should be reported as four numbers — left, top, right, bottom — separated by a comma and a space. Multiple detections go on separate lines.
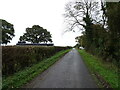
19, 25, 52, 43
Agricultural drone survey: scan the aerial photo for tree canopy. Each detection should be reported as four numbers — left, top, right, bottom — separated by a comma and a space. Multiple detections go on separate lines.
0, 19, 15, 45
19, 25, 52, 43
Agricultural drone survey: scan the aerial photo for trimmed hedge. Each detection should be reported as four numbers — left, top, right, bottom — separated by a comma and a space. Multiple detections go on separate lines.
2, 46, 70, 76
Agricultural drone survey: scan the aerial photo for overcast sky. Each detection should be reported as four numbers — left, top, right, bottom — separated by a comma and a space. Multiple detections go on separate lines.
0, 0, 83, 46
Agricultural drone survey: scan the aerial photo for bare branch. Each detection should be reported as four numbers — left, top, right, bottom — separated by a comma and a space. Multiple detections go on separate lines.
64, 0, 102, 32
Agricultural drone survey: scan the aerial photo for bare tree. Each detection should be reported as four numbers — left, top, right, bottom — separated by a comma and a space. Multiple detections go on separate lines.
64, 0, 102, 32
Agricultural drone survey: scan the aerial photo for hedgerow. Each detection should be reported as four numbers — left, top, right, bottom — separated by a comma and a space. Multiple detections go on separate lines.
2, 46, 70, 77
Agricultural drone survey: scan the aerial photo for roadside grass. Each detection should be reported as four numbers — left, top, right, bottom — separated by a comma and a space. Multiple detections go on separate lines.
2, 49, 71, 89
78, 49, 119, 88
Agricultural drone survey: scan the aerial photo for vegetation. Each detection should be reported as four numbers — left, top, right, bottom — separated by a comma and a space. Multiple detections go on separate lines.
2, 49, 71, 89
105, 2, 120, 63
65, 0, 120, 65
19, 25, 52, 43
75, 34, 85, 48
0, 19, 15, 45
2, 46, 70, 76
78, 49, 119, 88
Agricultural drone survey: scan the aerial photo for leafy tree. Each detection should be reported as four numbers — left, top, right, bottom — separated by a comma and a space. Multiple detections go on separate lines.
75, 34, 85, 48
0, 19, 15, 45
19, 25, 52, 43
105, 2, 120, 62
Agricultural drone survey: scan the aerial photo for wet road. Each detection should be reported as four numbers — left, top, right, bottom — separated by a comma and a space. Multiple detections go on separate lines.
24, 48, 97, 88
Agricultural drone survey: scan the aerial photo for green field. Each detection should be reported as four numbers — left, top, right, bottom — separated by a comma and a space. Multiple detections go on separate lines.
78, 49, 119, 88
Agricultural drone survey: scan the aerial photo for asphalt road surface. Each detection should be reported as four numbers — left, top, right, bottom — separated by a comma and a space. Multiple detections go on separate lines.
24, 48, 97, 88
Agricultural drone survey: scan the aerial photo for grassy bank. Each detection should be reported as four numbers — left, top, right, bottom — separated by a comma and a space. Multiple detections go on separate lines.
2, 49, 71, 89
78, 49, 119, 88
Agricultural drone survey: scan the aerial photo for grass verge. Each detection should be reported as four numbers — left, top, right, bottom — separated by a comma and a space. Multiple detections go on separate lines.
2, 49, 71, 89
78, 49, 119, 88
